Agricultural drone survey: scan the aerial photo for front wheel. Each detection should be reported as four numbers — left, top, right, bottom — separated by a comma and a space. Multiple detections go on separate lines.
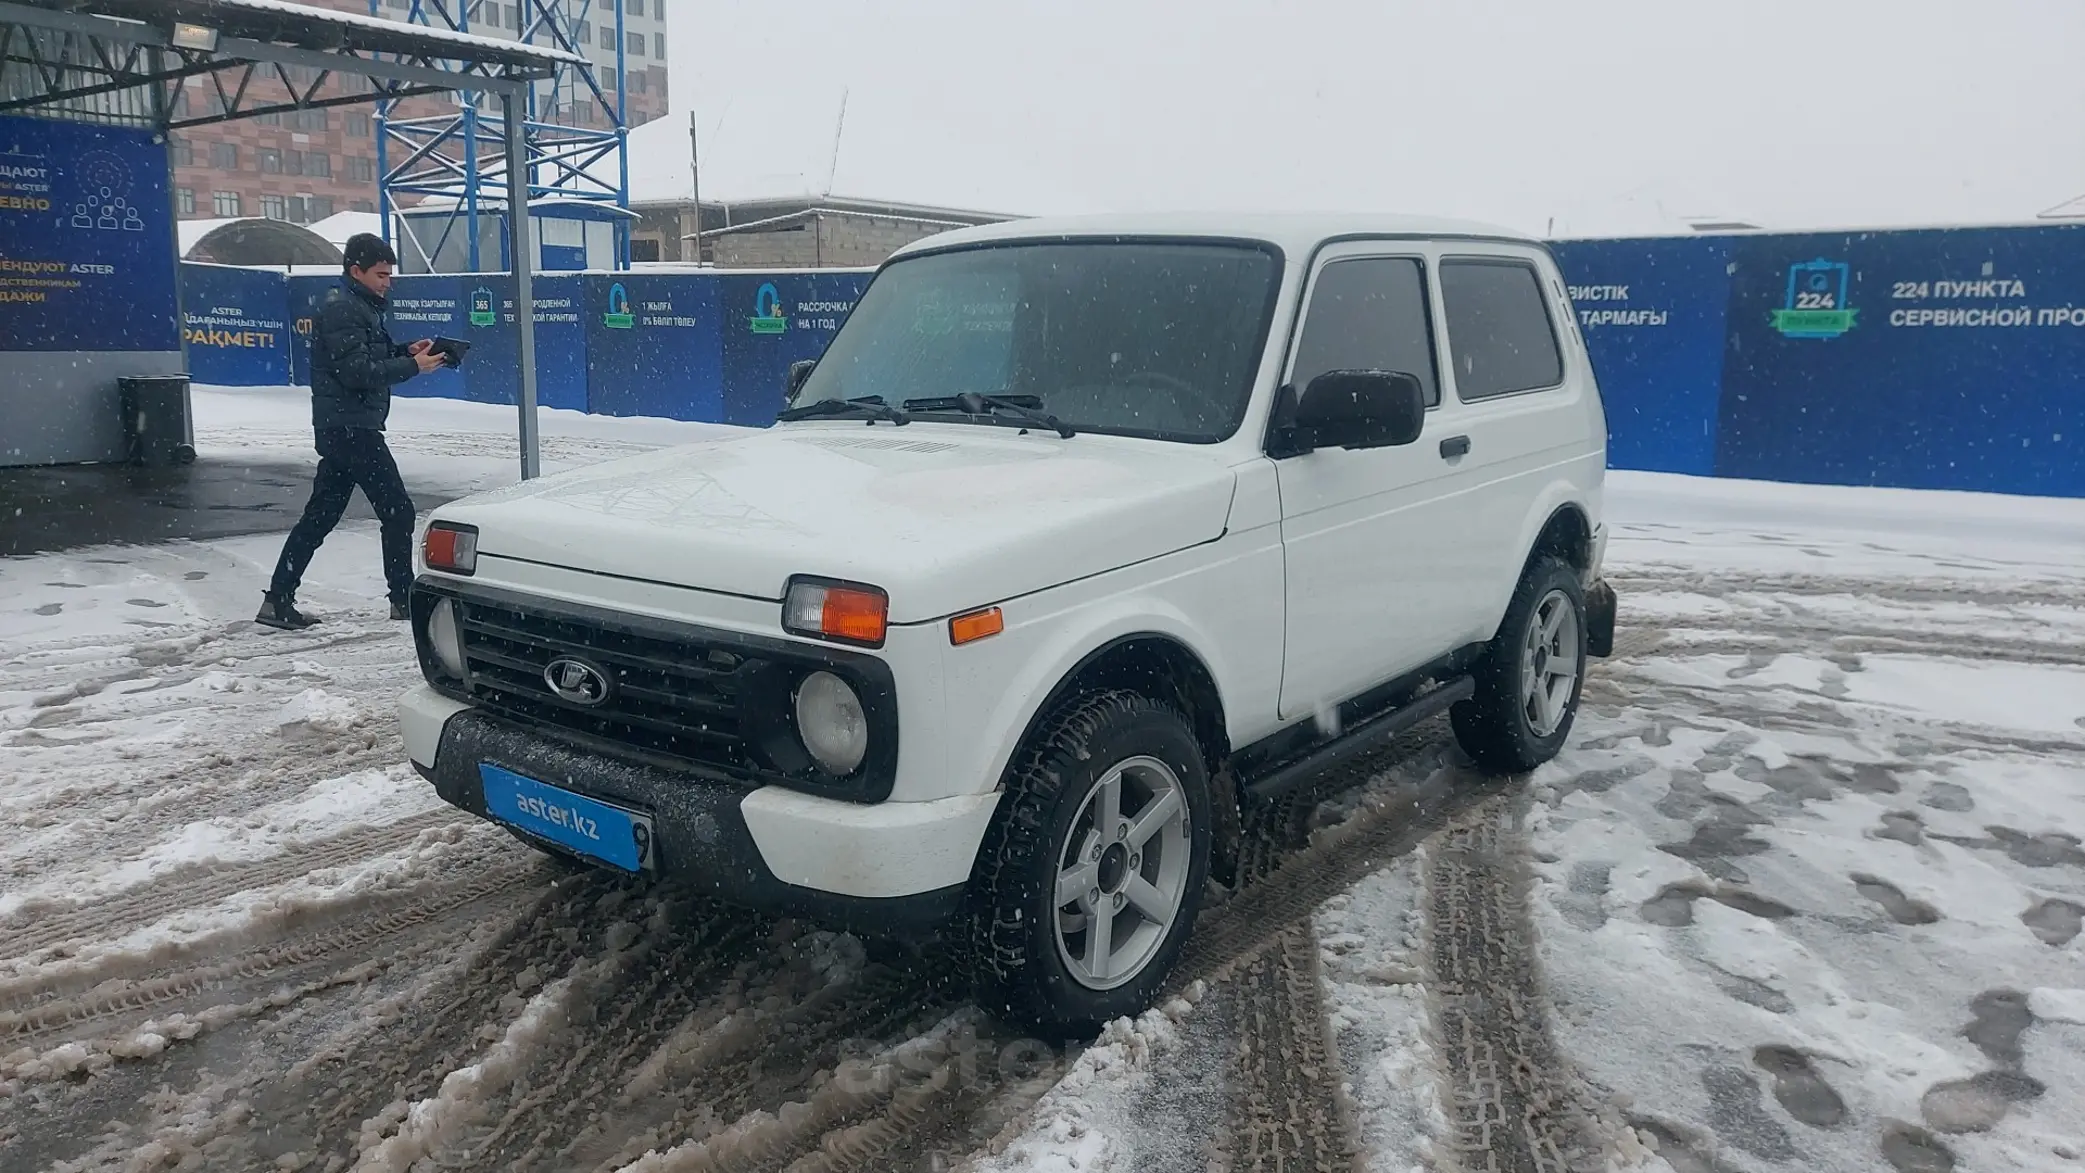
1452, 556, 1587, 775
970, 691, 1212, 1035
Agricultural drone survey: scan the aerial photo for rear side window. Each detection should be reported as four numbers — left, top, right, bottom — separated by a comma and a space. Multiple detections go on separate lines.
1439, 259, 1564, 400
1288, 257, 1440, 406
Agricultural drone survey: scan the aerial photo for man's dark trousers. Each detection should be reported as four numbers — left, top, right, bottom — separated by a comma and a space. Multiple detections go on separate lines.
269, 426, 415, 605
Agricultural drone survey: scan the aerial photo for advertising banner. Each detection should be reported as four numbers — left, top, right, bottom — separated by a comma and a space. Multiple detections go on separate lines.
582, 272, 722, 420
381, 274, 468, 401
289, 273, 336, 386
449, 275, 587, 411
716, 271, 873, 426
0, 114, 177, 352
1718, 225, 2085, 498
291, 274, 467, 398
1549, 237, 1734, 477
180, 263, 290, 385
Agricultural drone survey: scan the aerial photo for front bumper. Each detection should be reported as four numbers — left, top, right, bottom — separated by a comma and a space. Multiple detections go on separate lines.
402, 684, 997, 939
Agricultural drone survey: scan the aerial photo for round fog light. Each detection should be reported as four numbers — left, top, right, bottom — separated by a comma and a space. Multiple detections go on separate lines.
795, 671, 868, 775
427, 598, 466, 678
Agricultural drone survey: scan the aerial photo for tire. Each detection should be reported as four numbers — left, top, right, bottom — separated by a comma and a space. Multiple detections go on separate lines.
970, 690, 1213, 1035
1451, 556, 1587, 775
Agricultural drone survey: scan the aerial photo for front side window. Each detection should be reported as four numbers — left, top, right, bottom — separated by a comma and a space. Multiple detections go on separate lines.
795, 241, 1281, 443
1439, 259, 1564, 400
1288, 256, 1439, 406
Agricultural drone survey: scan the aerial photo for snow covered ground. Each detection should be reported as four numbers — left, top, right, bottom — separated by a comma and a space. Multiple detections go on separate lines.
2, 393, 2082, 1172
190, 384, 740, 499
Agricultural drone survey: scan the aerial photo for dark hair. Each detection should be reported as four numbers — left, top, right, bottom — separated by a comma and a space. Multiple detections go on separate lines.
343, 232, 398, 272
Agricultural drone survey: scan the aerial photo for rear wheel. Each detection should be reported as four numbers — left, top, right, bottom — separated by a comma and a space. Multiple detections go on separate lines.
1452, 556, 1587, 774
970, 691, 1211, 1035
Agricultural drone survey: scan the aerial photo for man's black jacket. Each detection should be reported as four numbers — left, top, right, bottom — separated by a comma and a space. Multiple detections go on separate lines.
311, 278, 420, 431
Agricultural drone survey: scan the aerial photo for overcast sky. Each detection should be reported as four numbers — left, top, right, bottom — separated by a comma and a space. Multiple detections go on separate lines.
655, 0, 2085, 235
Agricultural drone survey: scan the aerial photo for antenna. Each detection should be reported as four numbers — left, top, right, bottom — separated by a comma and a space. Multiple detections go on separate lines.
824, 89, 849, 197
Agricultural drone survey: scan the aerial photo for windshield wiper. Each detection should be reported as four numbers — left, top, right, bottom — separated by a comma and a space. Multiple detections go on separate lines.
776, 395, 909, 426
902, 392, 1074, 438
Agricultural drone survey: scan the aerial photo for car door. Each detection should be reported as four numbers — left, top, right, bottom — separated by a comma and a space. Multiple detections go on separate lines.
1430, 249, 1600, 644
1274, 247, 1467, 721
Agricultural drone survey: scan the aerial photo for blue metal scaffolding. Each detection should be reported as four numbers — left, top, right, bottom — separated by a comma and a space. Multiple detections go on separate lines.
372, 0, 630, 273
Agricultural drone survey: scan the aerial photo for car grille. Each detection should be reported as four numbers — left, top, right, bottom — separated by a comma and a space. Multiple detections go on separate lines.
452, 596, 752, 777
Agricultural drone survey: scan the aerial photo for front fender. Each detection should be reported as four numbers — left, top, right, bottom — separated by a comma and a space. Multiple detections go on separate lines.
938, 589, 1235, 804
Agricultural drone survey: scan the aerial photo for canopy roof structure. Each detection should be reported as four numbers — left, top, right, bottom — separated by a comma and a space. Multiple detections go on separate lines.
0, 0, 555, 477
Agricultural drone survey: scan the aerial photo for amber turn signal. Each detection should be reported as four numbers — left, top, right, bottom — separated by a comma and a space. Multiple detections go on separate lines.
784, 579, 890, 647
949, 606, 1004, 646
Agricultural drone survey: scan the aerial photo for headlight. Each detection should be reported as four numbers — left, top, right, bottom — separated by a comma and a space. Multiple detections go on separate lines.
426, 597, 467, 678
794, 670, 868, 775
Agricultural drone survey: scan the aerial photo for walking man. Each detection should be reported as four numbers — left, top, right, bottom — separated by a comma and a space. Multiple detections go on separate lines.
258, 233, 446, 630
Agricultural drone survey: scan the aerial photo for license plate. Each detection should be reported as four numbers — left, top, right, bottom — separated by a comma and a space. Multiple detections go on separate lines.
479, 763, 655, 872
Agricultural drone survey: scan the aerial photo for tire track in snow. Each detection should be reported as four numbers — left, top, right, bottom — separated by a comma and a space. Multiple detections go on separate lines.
0, 736, 415, 892
236, 869, 643, 1168
1602, 567, 2082, 609
0, 807, 468, 961
456, 910, 769, 1171
1220, 926, 1358, 1173
0, 850, 542, 1055
1426, 797, 1604, 1173
0, 828, 508, 1015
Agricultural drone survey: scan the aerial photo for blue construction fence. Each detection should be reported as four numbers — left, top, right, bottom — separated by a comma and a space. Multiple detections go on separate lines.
181, 221, 2085, 499
181, 264, 872, 428
1551, 223, 2085, 499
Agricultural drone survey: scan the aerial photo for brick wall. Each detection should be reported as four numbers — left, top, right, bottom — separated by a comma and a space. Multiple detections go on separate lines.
172, 0, 667, 226
709, 215, 964, 269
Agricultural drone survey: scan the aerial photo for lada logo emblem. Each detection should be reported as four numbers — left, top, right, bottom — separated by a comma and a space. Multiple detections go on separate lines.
543, 656, 613, 706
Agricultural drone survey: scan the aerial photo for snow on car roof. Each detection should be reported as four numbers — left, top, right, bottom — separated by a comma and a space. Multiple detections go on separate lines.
891, 211, 1536, 259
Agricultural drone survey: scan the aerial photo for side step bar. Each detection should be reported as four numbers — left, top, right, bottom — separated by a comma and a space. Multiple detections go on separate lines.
1242, 677, 1475, 803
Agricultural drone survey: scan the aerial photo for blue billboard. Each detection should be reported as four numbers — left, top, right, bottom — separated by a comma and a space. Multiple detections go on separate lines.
1715, 227, 2085, 498
716, 272, 873, 426
0, 114, 177, 352
1549, 237, 1733, 477
180, 263, 290, 385
448, 275, 588, 411
582, 273, 723, 419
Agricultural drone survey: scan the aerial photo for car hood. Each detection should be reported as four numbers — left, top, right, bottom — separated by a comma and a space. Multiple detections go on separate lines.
437, 423, 1239, 623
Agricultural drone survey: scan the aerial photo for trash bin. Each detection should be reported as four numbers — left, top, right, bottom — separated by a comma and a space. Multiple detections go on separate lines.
118, 375, 197, 467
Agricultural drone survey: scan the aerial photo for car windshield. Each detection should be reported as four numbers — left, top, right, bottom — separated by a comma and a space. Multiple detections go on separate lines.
789, 240, 1282, 442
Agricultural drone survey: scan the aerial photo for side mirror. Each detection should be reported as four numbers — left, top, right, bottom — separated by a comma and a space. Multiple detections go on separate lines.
785, 359, 818, 404
1286, 370, 1426, 453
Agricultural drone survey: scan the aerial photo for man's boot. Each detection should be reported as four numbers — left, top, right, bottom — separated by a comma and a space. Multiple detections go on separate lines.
389, 599, 409, 621
256, 592, 321, 630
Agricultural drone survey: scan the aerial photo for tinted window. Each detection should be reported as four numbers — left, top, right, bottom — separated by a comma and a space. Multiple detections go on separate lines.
1439, 259, 1564, 399
1288, 257, 1439, 406
797, 242, 1281, 443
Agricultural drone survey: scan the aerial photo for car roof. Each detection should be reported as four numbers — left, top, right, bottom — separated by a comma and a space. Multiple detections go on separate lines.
889, 211, 1537, 260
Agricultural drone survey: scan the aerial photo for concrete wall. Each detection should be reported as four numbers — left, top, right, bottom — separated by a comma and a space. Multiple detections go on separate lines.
709, 214, 961, 269
0, 351, 187, 467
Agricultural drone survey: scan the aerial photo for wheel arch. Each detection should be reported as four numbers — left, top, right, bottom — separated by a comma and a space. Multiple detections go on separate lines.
1527, 500, 1595, 574
1003, 632, 1224, 769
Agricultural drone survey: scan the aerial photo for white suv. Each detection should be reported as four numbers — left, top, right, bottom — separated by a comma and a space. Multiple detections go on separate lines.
399, 213, 1615, 1032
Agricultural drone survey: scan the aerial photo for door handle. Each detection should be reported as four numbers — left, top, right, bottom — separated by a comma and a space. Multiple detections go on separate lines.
1439, 435, 1471, 459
